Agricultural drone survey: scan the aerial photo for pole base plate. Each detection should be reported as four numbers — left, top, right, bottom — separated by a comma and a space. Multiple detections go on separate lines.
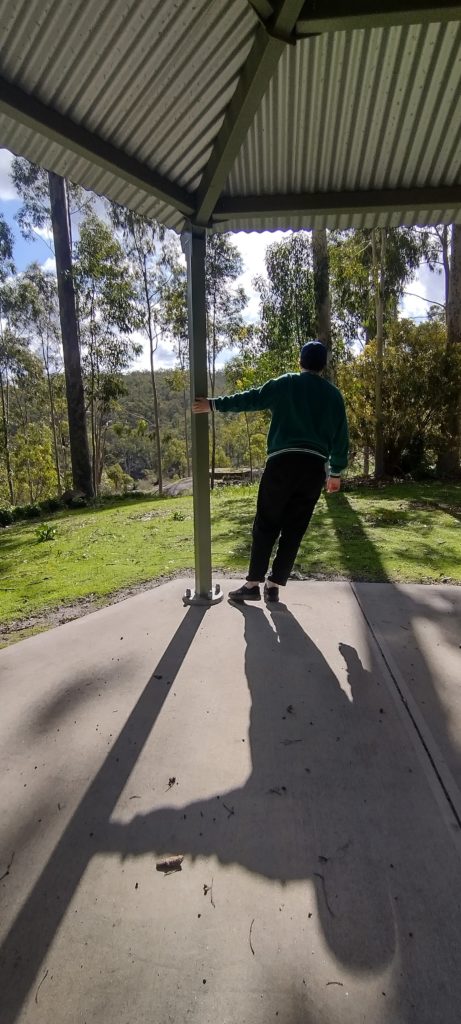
182, 583, 224, 606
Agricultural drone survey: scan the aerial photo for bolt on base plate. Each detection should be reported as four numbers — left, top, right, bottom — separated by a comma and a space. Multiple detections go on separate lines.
182, 583, 224, 606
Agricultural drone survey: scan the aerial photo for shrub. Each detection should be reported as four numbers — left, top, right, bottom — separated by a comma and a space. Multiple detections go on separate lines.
40, 497, 63, 513
106, 463, 135, 493
22, 503, 42, 519
0, 505, 14, 527
36, 523, 57, 543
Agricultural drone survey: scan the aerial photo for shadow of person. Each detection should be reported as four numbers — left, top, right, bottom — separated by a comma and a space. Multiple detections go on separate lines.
105, 603, 396, 974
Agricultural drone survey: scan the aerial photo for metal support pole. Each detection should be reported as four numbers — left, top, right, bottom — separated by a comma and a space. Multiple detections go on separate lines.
181, 225, 223, 606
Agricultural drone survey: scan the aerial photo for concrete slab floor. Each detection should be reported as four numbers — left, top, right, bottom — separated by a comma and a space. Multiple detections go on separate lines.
0, 579, 460, 1024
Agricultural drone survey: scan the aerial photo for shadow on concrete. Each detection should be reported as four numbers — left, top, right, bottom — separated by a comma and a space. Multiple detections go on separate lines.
0, 605, 206, 1024
104, 603, 396, 974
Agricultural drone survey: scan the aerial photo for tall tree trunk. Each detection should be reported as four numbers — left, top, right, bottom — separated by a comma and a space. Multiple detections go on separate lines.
312, 228, 331, 369
441, 225, 450, 318
142, 259, 163, 497
149, 342, 163, 495
438, 224, 461, 475
447, 225, 461, 347
23, 411, 33, 502
27, 456, 33, 503
42, 343, 62, 493
90, 394, 97, 495
48, 171, 93, 497
0, 373, 14, 504
372, 228, 386, 479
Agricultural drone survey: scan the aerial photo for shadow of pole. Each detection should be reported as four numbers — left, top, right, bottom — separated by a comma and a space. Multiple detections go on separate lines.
0, 605, 207, 1024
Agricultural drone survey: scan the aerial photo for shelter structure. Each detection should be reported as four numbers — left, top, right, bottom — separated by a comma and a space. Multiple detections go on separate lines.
1, 0, 460, 599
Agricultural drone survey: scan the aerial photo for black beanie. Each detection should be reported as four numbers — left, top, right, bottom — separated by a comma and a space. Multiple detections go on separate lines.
300, 340, 328, 371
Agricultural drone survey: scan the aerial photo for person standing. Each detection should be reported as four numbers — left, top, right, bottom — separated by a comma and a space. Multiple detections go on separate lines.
192, 340, 348, 603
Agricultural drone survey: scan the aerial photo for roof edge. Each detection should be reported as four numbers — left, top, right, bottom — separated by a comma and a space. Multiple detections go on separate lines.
0, 76, 195, 217
213, 185, 461, 222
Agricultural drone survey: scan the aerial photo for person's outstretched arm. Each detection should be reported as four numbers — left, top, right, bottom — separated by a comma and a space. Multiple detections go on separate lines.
192, 378, 278, 415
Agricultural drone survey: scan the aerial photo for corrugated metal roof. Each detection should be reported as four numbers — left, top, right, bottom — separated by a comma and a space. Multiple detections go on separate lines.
0, 1, 460, 232
0, 0, 256, 190
226, 21, 461, 194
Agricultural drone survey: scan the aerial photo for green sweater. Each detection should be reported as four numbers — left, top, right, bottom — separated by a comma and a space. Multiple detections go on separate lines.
212, 372, 349, 476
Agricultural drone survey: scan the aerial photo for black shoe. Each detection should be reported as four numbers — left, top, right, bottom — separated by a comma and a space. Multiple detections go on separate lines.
228, 584, 261, 602
264, 583, 279, 603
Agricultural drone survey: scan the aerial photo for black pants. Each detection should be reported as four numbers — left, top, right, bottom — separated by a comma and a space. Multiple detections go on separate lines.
247, 452, 326, 586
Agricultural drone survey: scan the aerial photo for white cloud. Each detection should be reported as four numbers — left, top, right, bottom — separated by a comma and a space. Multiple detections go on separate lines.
0, 149, 17, 201
128, 330, 175, 371
216, 345, 237, 370
34, 224, 54, 241
41, 256, 56, 274
400, 262, 446, 321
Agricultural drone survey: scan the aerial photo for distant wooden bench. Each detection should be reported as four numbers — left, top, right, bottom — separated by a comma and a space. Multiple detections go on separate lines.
211, 468, 260, 485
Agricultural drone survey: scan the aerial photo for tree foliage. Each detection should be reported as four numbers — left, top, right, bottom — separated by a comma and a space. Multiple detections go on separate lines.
255, 232, 315, 373
74, 214, 142, 492
205, 233, 247, 485
338, 319, 461, 476
11, 157, 93, 242
329, 227, 436, 344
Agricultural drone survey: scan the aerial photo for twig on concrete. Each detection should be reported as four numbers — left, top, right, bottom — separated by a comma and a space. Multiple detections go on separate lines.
326, 981, 343, 987
203, 878, 215, 908
249, 918, 255, 956
0, 851, 15, 882
313, 872, 335, 917
223, 803, 235, 819
281, 738, 303, 746
35, 969, 49, 1004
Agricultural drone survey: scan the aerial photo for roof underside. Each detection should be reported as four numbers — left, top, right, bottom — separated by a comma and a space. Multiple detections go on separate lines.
0, 0, 460, 233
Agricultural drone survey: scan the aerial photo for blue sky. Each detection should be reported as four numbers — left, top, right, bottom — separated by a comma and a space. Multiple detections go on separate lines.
0, 147, 445, 370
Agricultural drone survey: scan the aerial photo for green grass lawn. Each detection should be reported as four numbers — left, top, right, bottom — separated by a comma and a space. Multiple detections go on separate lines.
0, 482, 460, 634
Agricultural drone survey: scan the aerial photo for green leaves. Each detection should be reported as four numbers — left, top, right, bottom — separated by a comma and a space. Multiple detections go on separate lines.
0, 215, 15, 282
255, 232, 315, 369
35, 522, 57, 542
330, 227, 438, 344
205, 234, 247, 364
338, 319, 460, 475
